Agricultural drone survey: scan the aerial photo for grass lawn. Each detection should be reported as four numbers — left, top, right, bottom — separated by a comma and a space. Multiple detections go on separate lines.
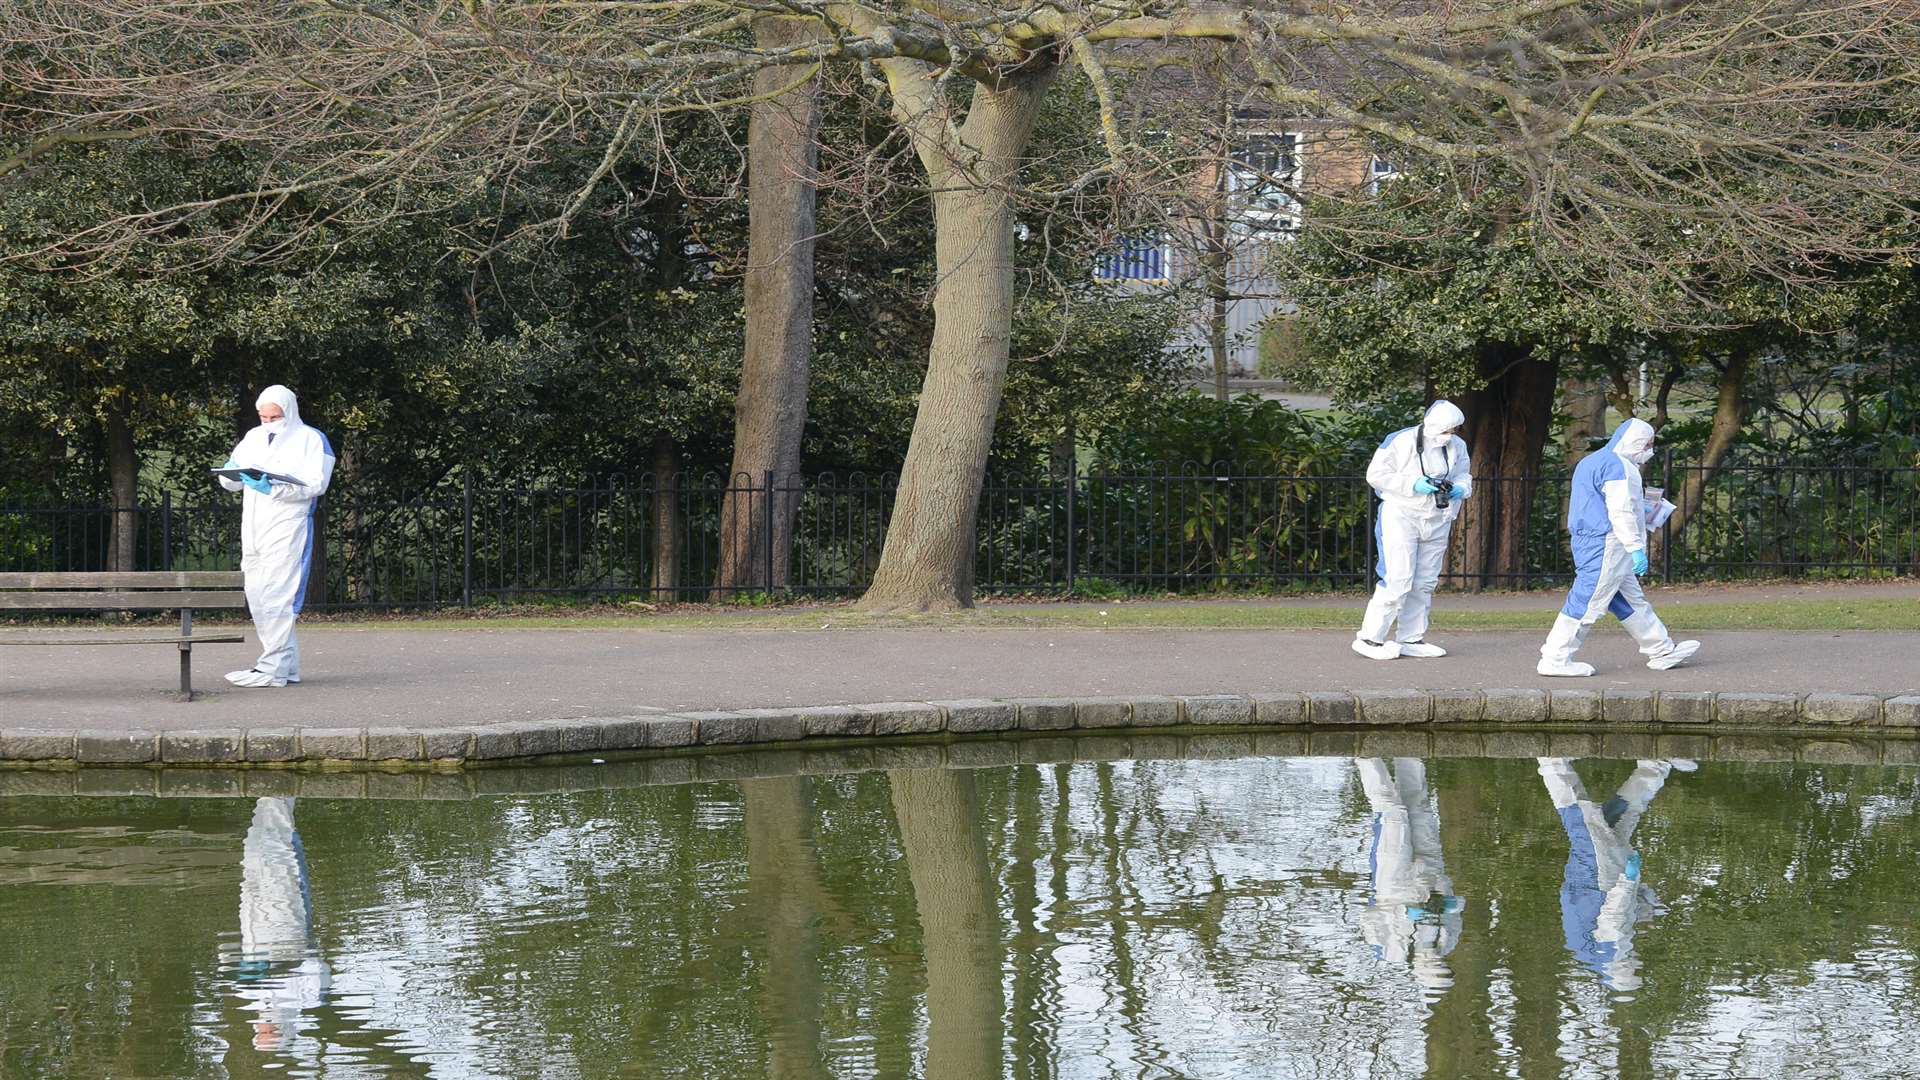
336, 595, 1920, 633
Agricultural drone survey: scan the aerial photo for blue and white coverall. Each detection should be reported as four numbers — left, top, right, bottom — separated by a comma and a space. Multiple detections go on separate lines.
1537, 757, 1675, 992
1539, 418, 1683, 669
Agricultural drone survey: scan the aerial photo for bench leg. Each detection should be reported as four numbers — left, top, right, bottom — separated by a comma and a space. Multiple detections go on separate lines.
179, 608, 194, 702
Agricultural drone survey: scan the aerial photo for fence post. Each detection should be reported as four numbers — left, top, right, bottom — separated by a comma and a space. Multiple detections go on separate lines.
1661, 448, 1673, 580
461, 470, 474, 609
161, 490, 173, 571
1063, 465, 1077, 594
764, 470, 777, 594
1363, 484, 1375, 588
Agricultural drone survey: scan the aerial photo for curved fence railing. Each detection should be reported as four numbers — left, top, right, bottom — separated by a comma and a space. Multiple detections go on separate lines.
3, 459, 1915, 608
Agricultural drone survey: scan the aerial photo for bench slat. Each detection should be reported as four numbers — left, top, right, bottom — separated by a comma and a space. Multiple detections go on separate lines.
0, 633, 247, 645
0, 571, 244, 589
0, 591, 251, 610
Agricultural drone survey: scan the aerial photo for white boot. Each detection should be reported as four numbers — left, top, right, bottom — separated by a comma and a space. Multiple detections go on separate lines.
1622, 608, 1699, 670
1647, 641, 1699, 670
1352, 637, 1402, 660
1537, 614, 1596, 677
1398, 640, 1447, 658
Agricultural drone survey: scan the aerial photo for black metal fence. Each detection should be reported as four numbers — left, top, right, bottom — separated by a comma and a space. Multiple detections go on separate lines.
4, 457, 1916, 609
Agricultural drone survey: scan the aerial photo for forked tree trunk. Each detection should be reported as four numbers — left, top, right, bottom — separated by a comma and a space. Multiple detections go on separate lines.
650, 434, 682, 600
857, 65, 1057, 611
714, 14, 820, 596
1651, 349, 1750, 564
104, 396, 139, 572
889, 768, 1004, 1079
1452, 346, 1559, 591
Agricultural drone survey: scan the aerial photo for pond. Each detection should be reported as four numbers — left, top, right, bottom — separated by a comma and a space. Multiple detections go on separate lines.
2, 750, 1916, 1079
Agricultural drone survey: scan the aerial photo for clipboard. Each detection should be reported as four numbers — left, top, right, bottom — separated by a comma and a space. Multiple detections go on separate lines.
212, 467, 305, 486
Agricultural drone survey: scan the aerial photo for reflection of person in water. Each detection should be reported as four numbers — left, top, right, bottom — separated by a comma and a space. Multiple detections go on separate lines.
233, 796, 331, 1053
1537, 757, 1693, 992
1356, 758, 1464, 994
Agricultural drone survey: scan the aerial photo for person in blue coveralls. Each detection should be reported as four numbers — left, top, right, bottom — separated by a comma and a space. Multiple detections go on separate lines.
1537, 757, 1693, 992
1356, 757, 1465, 994
1537, 417, 1698, 677
218, 385, 336, 688
1354, 400, 1474, 660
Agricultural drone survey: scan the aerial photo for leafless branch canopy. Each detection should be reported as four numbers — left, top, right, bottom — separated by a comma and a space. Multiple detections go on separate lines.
5, 0, 1918, 295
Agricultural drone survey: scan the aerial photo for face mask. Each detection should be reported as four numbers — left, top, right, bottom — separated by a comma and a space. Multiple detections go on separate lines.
1627, 447, 1654, 466
261, 418, 287, 437
1423, 424, 1456, 442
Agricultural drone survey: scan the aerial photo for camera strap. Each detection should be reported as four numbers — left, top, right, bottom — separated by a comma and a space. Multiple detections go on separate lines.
1415, 427, 1451, 485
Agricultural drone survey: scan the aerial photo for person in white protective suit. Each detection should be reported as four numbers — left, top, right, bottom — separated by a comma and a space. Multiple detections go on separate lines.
231, 796, 332, 1054
1537, 418, 1697, 677
1354, 401, 1474, 660
218, 385, 336, 688
1356, 758, 1465, 995
1536, 757, 1692, 992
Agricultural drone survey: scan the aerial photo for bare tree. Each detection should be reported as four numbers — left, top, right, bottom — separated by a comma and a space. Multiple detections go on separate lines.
7, 1, 1918, 608
713, 13, 822, 597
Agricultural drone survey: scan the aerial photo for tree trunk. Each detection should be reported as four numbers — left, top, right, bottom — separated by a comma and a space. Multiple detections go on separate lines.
1650, 349, 1750, 566
889, 768, 1004, 1080
1451, 346, 1559, 591
742, 777, 829, 1080
650, 434, 682, 600
1205, 233, 1231, 402
714, 14, 820, 596
1562, 379, 1609, 470
338, 442, 369, 603
857, 65, 1057, 611
104, 395, 139, 572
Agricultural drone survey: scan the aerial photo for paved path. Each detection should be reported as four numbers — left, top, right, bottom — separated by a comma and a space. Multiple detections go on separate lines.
4, 621, 1915, 733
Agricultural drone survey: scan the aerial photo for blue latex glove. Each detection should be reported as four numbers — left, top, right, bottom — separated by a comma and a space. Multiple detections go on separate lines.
1412, 478, 1439, 495
242, 472, 273, 494
221, 457, 239, 469
1625, 851, 1642, 881
1454, 485, 1471, 501
1631, 548, 1649, 575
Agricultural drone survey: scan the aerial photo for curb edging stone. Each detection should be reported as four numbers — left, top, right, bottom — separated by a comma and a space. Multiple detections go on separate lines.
6, 688, 1919, 769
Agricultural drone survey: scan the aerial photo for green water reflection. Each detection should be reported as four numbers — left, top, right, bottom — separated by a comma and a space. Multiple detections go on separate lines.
2, 753, 1917, 1079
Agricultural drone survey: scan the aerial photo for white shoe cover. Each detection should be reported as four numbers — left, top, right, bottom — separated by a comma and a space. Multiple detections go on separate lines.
286, 674, 301, 684
1537, 658, 1596, 677
229, 669, 288, 688
225, 669, 254, 685
1352, 638, 1402, 660
1666, 758, 1699, 772
1398, 640, 1447, 658
1647, 640, 1700, 670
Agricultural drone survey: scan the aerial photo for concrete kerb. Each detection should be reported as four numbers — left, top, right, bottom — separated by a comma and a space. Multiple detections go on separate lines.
5, 690, 1919, 769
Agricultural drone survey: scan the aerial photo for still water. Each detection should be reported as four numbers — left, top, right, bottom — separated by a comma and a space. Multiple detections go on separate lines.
2, 752, 1916, 1079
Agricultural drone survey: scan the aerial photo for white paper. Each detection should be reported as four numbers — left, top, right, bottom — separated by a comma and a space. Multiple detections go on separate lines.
1644, 498, 1676, 530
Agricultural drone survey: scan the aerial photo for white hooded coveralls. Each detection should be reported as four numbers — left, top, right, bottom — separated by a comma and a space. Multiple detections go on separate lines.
1539, 418, 1682, 668
220, 386, 336, 680
1358, 401, 1473, 644
233, 796, 332, 1054
1357, 757, 1463, 993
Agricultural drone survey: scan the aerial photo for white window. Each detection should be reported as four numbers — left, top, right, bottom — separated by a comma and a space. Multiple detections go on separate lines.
1368, 157, 1399, 195
1094, 237, 1171, 282
1229, 133, 1300, 236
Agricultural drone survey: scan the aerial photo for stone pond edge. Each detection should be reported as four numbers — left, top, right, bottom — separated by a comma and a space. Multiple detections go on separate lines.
2, 689, 1916, 771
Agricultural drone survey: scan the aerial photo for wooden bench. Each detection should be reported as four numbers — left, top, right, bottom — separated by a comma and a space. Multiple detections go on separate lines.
0, 572, 249, 700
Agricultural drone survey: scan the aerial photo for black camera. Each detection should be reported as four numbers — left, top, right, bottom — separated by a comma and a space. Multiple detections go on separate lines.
1429, 478, 1455, 509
